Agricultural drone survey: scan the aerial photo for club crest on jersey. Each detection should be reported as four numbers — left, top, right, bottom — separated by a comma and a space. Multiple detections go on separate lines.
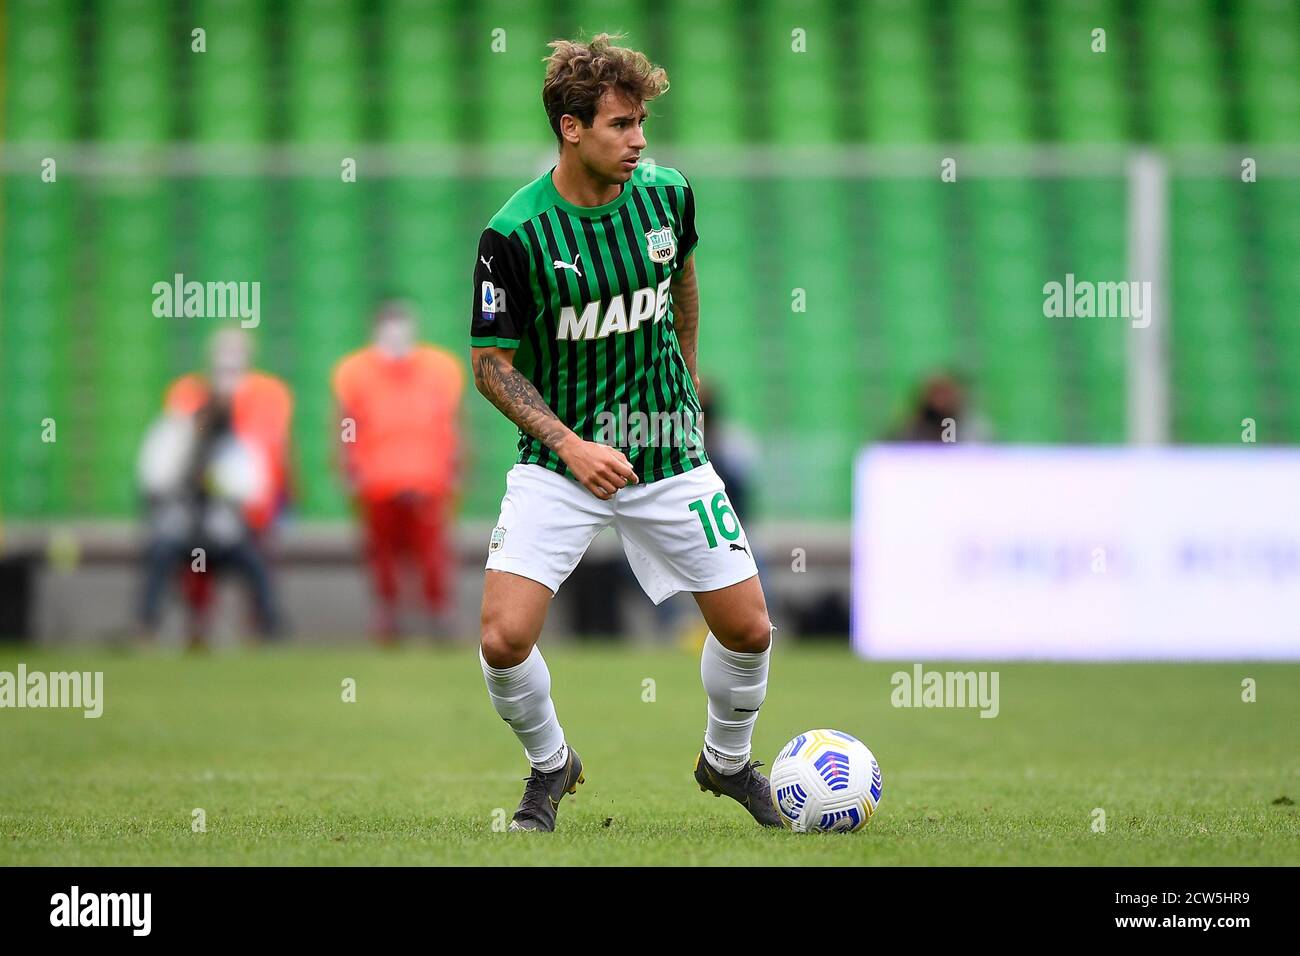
645, 227, 676, 264
481, 281, 504, 315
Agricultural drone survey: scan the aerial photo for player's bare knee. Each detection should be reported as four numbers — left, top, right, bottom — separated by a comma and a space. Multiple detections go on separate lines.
717, 616, 772, 654
480, 631, 530, 669
741, 617, 773, 654
479, 621, 533, 669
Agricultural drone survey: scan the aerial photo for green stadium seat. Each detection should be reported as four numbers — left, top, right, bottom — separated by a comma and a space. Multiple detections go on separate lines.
383, 0, 462, 143
665, 0, 746, 145
471, 0, 551, 147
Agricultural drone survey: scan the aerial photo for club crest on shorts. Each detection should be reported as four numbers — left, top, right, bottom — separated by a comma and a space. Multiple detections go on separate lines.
645, 227, 676, 264
489, 525, 506, 553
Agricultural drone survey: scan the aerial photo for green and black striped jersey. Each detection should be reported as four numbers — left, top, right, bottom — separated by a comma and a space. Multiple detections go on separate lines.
470, 163, 707, 485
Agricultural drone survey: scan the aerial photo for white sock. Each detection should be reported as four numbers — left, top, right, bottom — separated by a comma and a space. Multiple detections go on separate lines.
532, 742, 568, 773
700, 629, 771, 775
479, 645, 566, 771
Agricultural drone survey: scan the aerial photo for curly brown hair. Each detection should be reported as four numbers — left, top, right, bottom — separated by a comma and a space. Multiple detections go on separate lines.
541, 33, 669, 145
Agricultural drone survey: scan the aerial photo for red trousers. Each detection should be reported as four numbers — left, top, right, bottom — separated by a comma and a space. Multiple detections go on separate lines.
360, 493, 453, 614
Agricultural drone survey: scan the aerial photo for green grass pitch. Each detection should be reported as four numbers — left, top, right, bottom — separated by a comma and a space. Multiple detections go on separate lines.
1, 645, 1296, 865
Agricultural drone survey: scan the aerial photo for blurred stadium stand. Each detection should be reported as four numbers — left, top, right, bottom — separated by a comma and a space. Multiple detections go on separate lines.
1, 0, 1298, 640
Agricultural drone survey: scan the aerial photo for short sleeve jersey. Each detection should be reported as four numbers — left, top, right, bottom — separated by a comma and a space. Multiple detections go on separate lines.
470, 163, 706, 484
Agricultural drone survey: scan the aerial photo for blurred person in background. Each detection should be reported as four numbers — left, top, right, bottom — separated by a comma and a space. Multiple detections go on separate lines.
332, 299, 466, 644
137, 327, 293, 647
889, 370, 992, 443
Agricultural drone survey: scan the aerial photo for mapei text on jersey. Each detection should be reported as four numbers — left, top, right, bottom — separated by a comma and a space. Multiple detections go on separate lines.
555, 275, 673, 341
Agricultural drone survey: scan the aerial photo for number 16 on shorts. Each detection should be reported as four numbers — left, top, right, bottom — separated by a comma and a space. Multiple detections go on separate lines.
688, 492, 742, 549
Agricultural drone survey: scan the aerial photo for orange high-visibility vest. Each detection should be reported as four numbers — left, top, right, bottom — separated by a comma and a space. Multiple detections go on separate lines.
331, 345, 464, 501
165, 371, 294, 530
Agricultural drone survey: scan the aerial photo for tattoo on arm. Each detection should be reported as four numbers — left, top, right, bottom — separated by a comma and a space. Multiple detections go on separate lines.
669, 257, 700, 383
472, 351, 572, 453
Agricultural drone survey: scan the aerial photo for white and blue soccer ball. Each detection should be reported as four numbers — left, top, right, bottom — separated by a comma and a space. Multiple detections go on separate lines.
769, 729, 883, 833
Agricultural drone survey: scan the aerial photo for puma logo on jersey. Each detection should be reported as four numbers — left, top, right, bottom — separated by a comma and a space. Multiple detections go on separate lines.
553, 254, 582, 278
480, 256, 493, 272
729, 542, 750, 556
556, 276, 672, 341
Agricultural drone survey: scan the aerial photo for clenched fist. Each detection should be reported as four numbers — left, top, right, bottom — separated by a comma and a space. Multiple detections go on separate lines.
557, 436, 639, 500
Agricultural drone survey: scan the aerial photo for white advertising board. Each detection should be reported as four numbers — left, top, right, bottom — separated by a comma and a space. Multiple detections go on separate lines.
852, 446, 1300, 659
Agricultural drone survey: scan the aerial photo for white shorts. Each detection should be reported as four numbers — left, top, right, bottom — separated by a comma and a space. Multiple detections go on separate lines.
484, 462, 759, 604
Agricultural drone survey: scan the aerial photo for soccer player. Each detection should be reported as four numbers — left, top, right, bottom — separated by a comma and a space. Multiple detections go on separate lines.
470, 34, 777, 832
